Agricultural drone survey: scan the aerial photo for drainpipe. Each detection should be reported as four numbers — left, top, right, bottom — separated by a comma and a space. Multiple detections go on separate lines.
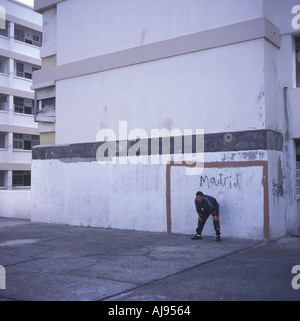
283, 87, 289, 141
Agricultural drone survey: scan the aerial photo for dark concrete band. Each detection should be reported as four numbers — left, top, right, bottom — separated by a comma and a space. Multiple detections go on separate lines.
32, 129, 283, 161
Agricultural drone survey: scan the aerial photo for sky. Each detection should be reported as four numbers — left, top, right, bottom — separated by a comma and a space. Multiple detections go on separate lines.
16, 0, 34, 7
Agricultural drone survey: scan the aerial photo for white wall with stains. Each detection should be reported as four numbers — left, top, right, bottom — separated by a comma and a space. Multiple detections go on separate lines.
31, 158, 168, 232
55, 38, 266, 145
56, 0, 264, 66
31, 149, 280, 240
170, 165, 265, 239
0, 190, 31, 219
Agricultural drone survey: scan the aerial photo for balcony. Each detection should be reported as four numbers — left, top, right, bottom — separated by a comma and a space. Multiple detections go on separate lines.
35, 91, 56, 123
0, 36, 9, 51
14, 24, 42, 48
13, 40, 41, 60
0, 72, 9, 87
12, 149, 32, 164
0, 55, 9, 87
0, 149, 8, 163
12, 76, 33, 93
36, 105, 56, 123
0, 110, 9, 123
12, 112, 36, 128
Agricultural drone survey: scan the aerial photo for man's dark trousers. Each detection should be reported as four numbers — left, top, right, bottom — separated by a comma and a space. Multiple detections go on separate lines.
196, 208, 221, 236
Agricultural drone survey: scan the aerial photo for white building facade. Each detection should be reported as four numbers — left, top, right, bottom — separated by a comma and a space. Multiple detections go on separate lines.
32, 0, 300, 240
0, 0, 41, 218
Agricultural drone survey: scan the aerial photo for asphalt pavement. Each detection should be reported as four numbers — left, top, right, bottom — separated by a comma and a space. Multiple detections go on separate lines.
0, 217, 299, 302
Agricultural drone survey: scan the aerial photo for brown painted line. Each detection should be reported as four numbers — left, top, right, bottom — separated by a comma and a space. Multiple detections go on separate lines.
166, 161, 269, 240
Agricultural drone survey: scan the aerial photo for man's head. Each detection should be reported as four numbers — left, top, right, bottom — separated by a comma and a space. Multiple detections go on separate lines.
195, 191, 204, 202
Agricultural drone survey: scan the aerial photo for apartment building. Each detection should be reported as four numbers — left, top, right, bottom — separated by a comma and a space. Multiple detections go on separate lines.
0, 0, 41, 218
32, 0, 300, 240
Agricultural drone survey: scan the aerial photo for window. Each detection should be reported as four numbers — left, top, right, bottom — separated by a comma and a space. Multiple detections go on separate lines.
13, 133, 23, 149
0, 21, 9, 38
13, 133, 40, 150
14, 97, 34, 115
0, 171, 5, 188
14, 24, 42, 47
31, 135, 40, 148
33, 35, 39, 42
24, 140, 31, 150
14, 28, 24, 42
14, 97, 24, 113
14, 97, 23, 112
42, 97, 56, 109
13, 171, 31, 187
0, 56, 8, 74
0, 132, 6, 148
15, 61, 40, 79
0, 94, 8, 111
25, 72, 32, 80
16, 62, 24, 77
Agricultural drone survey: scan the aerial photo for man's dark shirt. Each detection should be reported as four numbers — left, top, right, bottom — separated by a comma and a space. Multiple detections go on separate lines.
194, 195, 219, 215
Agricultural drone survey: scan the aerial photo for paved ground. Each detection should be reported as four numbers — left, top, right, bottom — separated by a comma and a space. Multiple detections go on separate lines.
0, 217, 299, 301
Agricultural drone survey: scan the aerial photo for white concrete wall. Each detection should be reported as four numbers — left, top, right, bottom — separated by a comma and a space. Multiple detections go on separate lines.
31, 159, 167, 232
31, 149, 272, 240
0, 110, 36, 130
41, 7, 57, 58
57, 0, 263, 65
0, 190, 31, 219
55, 39, 265, 145
170, 165, 264, 239
287, 88, 300, 138
13, 41, 41, 60
264, 38, 281, 131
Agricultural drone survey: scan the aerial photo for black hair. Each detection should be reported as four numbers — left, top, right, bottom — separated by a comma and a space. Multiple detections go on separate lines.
196, 191, 204, 197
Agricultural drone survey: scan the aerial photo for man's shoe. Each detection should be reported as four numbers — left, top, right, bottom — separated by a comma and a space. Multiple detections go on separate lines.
216, 236, 221, 242
191, 234, 202, 240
